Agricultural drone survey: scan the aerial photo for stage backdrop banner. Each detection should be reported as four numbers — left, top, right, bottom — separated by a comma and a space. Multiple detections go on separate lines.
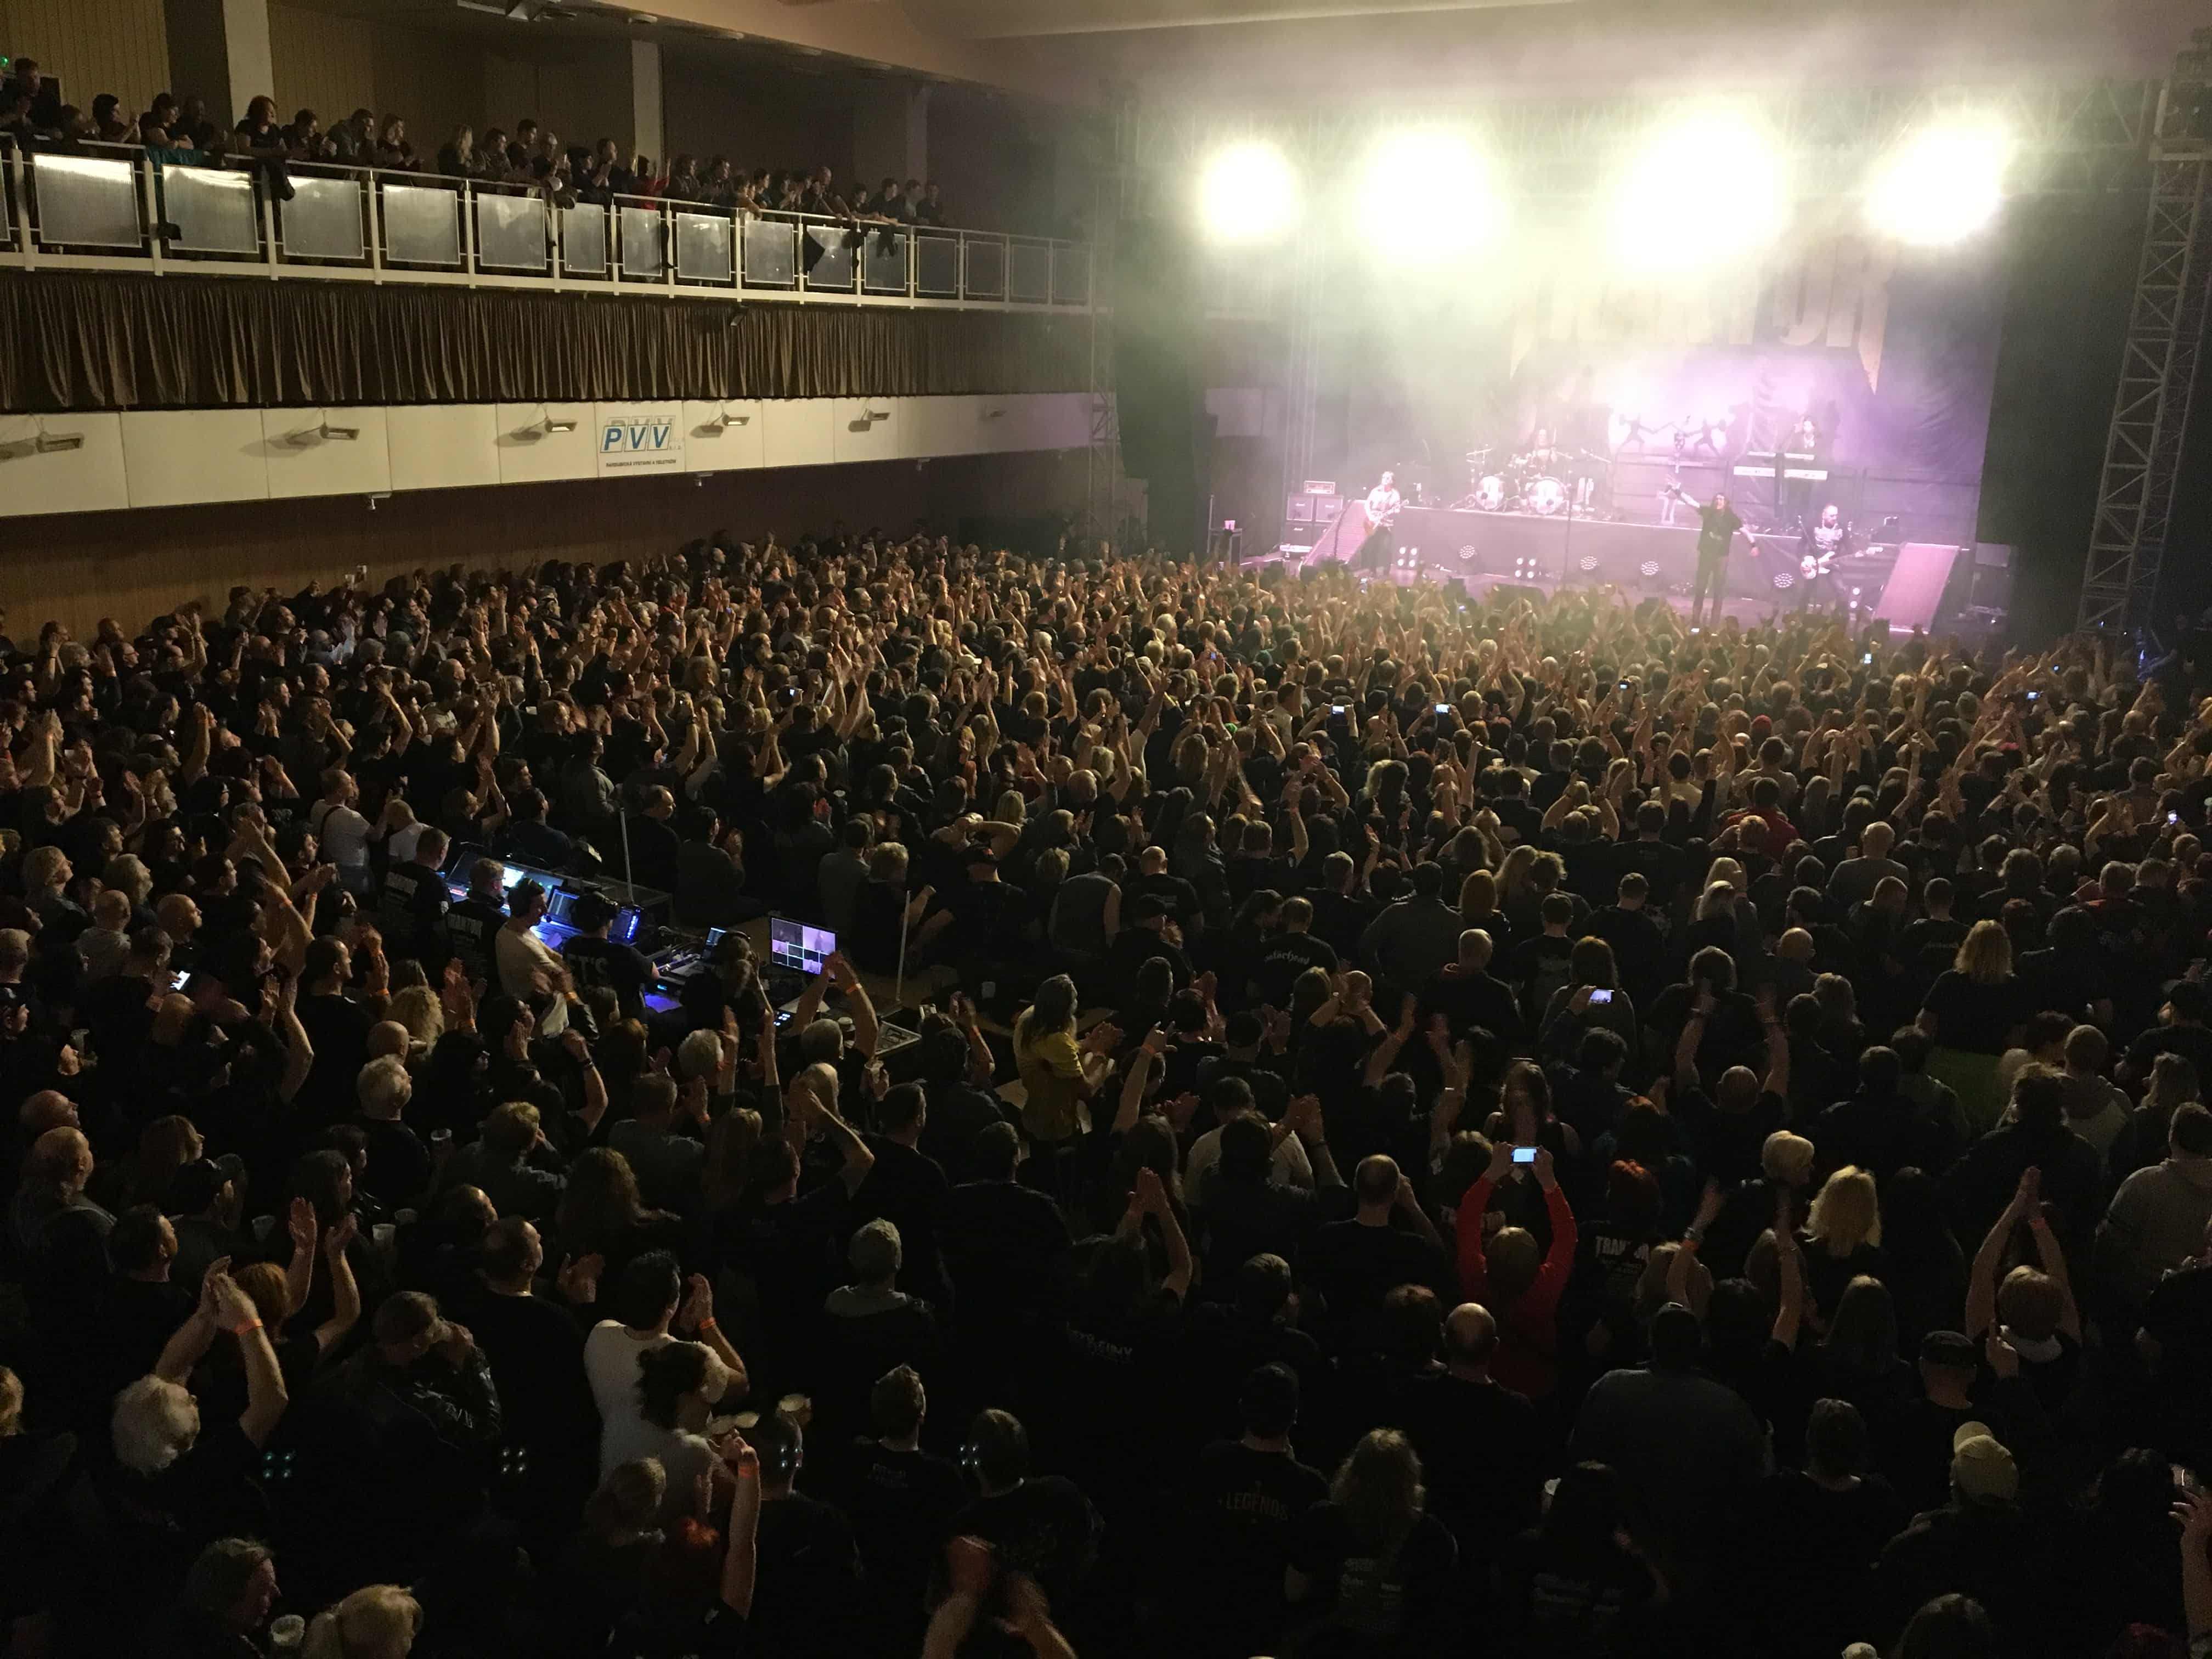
1328, 227, 2007, 546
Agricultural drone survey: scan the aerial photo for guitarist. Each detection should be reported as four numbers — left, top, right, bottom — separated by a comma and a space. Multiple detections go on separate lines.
1799, 504, 1851, 608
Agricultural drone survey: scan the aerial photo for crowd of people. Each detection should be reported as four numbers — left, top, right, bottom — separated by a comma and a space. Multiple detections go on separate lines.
1, 527, 2211, 1659
0, 57, 951, 225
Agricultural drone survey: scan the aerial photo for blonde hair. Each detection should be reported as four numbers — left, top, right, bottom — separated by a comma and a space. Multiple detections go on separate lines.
1495, 845, 1538, 905
104, 854, 153, 905
1805, 1165, 1882, 1256
357, 1055, 413, 1116
387, 985, 444, 1050
1762, 1130, 1815, 1187
0, 1365, 21, 1436
1953, 919, 2013, 984
303, 1584, 421, 1659
22, 844, 67, 894
112, 1375, 199, 1474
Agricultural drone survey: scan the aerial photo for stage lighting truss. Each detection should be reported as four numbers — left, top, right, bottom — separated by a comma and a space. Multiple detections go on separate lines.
1134, 80, 2151, 207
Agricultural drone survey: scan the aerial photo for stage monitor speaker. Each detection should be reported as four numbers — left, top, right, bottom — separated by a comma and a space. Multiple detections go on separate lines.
1971, 543, 2014, 613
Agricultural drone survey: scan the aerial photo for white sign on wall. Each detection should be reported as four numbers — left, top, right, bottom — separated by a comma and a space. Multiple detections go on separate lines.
593, 402, 684, 476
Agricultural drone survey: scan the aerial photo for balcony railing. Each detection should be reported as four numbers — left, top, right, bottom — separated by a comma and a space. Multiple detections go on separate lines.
0, 139, 1093, 311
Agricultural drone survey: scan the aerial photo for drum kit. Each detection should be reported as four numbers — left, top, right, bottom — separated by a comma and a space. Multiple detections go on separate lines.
1454, 445, 1610, 516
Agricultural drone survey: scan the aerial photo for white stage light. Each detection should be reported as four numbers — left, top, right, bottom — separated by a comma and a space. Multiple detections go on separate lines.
1605, 106, 1787, 275
1361, 129, 1508, 255
1866, 119, 2013, 245
1198, 142, 1300, 244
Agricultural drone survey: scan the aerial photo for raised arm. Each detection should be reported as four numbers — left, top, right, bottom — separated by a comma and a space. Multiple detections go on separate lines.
313, 1216, 363, 1355
1771, 1188, 1805, 1350
1966, 1168, 2038, 1340
210, 1269, 291, 1447
825, 952, 878, 1060
719, 1439, 763, 1618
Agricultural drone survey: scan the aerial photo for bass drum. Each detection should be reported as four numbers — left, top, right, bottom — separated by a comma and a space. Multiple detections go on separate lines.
1522, 475, 1568, 516
1471, 474, 1508, 512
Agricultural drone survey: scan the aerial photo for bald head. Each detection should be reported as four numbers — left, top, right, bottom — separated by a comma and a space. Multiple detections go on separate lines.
366, 1020, 411, 1059
28, 1125, 91, 1188
1443, 1302, 1498, 1370
18, 1090, 76, 1135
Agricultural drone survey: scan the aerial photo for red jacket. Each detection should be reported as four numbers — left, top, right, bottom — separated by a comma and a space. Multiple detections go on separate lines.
1455, 1175, 1578, 1400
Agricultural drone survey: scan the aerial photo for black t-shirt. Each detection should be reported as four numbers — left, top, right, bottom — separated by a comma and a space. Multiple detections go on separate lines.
1287, 1502, 1458, 1644
837, 1439, 967, 1625
454, 1285, 598, 1454
750, 1493, 861, 1659
1178, 1441, 1329, 1646
1252, 930, 1339, 1012
1495, 1526, 1658, 1658
376, 861, 449, 963
1395, 1371, 1543, 1565
916, 1081, 1016, 1183
561, 935, 655, 1019
944, 878, 1032, 950
953, 1476, 1101, 1609
1920, 970, 2034, 1054
352, 1115, 433, 1211
1307, 1218, 1448, 1341
1696, 504, 1743, 560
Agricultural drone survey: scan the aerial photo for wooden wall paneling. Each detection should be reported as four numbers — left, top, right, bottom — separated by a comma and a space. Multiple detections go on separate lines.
0, 450, 1091, 637
267, 3, 376, 130
0, 0, 169, 115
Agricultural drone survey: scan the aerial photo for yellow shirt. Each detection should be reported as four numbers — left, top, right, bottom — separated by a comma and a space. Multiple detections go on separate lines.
1014, 1019, 1086, 1144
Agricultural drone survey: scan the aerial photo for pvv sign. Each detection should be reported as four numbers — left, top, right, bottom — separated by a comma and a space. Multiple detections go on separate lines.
592, 403, 684, 476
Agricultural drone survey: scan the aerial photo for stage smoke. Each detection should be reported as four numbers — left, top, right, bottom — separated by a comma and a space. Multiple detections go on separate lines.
1865, 119, 2012, 245
1198, 142, 1300, 244
1602, 105, 1788, 275
1361, 129, 1508, 257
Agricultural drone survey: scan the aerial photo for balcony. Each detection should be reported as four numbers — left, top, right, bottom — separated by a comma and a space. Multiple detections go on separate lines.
0, 140, 1093, 313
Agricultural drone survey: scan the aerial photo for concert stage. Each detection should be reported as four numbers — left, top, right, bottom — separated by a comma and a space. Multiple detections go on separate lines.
1274, 503, 1968, 631
1390, 505, 1875, 606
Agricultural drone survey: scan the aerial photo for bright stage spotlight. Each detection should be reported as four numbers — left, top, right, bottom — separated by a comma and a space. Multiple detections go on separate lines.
1198, 142, 1301, 244
1865, 119, 2013, 245
1604, 106, 1788, 275
1361, 129, 1508, 255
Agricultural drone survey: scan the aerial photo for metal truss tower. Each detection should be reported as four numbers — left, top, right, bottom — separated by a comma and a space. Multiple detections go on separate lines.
2076, 69, 2212, 631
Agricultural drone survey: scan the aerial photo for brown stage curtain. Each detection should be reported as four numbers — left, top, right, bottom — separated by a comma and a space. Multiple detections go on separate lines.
0, 273, 1091, 410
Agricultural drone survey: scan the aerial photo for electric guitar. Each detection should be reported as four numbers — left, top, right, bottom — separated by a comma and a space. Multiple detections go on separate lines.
1801, 521, 1848, 579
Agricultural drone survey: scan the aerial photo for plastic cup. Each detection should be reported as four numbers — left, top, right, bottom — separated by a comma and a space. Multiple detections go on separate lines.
270, 1615, 305, 1652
